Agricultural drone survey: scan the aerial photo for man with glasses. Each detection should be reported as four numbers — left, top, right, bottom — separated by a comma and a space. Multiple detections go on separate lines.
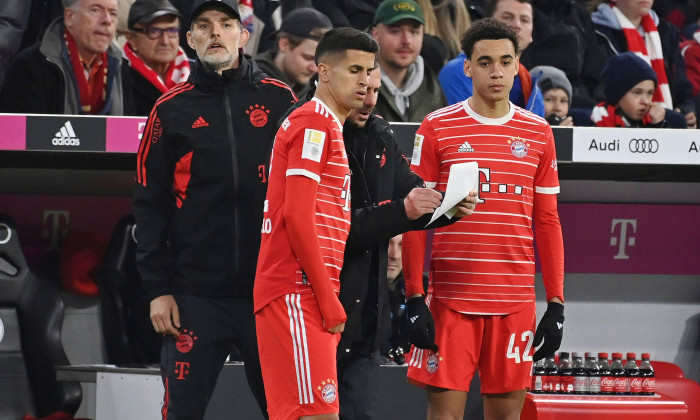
123, 0, 190, 115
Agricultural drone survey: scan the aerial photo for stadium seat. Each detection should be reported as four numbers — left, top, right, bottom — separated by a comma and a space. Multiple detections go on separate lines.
0, 215, 81, 419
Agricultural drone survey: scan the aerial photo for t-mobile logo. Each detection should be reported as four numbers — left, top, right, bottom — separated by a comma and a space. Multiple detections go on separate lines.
175, 361, 190, 380
610, 219, 637, 259
42, 210, 69, 251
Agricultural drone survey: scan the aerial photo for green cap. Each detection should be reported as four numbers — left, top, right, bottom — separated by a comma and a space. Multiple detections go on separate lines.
372, 0, 425, 26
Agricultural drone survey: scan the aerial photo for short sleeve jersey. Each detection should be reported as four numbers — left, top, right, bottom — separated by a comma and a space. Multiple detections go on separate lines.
411, 100, 560, 315
254, 98, 352, 312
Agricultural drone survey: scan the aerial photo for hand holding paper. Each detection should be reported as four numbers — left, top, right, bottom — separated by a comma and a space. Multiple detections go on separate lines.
427, 162, 479, 226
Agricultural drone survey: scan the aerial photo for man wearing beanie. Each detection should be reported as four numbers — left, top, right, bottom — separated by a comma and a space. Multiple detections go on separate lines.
591, 51, 672, 128
531, 65, 574, 126
254, 7, 332, 96
133, 0, 297, 418
370, 0, 446, 122
122, 0, 190, 116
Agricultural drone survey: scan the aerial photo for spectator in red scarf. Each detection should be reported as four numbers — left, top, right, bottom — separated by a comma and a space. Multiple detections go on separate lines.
0, 0, 131, 115
122, 0, 190, 115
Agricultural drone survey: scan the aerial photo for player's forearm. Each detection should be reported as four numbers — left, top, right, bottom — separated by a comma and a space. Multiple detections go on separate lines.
402, 229, 428, 298
534, 193, 565, 302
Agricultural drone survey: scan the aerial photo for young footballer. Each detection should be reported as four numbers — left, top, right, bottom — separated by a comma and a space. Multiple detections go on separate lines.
253, 27, 379, 420
402, 18, 565, 420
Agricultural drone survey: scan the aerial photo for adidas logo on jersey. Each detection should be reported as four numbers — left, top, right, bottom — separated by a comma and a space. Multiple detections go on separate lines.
410, 316, 419, 324
52, 121, 80, 146
557, 322, 563, 329
192, 116, 209, 128
457, 141, 474, 152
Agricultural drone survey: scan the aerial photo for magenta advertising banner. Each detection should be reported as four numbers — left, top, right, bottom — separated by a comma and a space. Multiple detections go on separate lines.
0, 194, 132, 265
558, 203, 700, 275
106, 116, 147, 152
0, 115, 26, 150
0, 194, 698, 275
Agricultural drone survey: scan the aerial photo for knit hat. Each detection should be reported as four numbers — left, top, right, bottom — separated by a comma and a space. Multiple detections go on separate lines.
128, 0, 180, 29
373, 0, 425, 26
279, 8, 332, 41
531, 65, 572, 106
602, 52, 658, 106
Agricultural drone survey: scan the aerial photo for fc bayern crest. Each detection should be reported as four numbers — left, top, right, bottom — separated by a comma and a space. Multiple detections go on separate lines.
176, 329, 197, 353
426, 353, 441, 373
321, 383, 337, 403
509, 137, 529, 158
247, 104, 270, 127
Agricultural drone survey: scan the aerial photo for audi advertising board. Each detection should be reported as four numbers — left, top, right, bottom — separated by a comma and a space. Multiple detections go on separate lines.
572, 127, 700, 164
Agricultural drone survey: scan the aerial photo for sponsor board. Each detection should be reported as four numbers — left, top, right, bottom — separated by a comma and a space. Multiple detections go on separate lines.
572, 127, 700, 165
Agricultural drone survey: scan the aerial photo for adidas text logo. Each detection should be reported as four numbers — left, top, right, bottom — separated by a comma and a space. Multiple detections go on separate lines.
410, 316, 419, 324
457, 141, 473, 152
192, 116, 209, 128
52, 121, 80, 146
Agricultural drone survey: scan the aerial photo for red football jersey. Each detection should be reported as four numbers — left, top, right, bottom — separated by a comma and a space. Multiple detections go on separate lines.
409, 101, 561, 314
254, 98, 352, 312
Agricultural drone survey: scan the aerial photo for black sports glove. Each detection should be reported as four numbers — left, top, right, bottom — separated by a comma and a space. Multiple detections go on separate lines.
533, 302, 564, 362
406, 296, 438, 351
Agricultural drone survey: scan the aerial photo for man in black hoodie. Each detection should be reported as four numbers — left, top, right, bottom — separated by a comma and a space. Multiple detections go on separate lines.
133, 0, 296, 418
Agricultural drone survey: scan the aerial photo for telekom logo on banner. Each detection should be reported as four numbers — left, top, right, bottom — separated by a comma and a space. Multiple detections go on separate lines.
559, 204, 700, 275
105, 116, 148, 153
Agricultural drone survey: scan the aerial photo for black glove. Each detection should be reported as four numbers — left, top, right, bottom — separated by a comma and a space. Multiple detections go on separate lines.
533, 302, 564, 362
406, 296, 438, 351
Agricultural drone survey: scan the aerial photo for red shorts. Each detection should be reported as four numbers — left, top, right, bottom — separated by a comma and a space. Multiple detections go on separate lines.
407, 296, 536, 394
256, 294, 341, 420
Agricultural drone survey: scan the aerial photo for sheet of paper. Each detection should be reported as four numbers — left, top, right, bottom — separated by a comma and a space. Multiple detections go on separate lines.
427, 161, 479, 226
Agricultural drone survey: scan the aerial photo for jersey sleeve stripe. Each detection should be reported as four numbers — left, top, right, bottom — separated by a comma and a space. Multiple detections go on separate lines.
535, 186, 560, 194
261, 78, 298, 101
287, 168, 321, 183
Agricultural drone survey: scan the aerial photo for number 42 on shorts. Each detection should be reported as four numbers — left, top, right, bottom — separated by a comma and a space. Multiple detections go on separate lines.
506, 331, 534, 363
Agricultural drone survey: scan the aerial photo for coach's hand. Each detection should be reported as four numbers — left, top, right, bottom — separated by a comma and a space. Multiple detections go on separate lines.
406, 296, 438, 351
150, 294, 180, 337
533, 301, 564, 361
404, 188, 443, 220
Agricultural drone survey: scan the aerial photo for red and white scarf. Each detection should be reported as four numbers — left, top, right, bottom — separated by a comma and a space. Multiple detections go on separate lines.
123, 43, 190, 93
612, 5, 673, 109
591, 102, 652, 127
65, 29, 108, 114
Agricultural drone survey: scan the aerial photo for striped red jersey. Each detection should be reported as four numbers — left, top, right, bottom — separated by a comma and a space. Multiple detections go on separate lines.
254, 98, 352, 312
410, 100, 561, 314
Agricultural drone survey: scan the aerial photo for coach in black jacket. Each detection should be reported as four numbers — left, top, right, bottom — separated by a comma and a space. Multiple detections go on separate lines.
133, 0, 296, 418
336, 67, 476, 420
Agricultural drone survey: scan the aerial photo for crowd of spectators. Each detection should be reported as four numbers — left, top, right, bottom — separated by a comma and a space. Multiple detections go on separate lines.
0, 0, 697, 127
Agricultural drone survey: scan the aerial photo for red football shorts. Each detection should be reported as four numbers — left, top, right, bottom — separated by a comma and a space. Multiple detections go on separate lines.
256, 293, 341, 420
407, 296, 536, 394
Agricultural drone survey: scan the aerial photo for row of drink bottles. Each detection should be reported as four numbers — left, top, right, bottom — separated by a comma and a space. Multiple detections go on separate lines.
531, 352, 655, 395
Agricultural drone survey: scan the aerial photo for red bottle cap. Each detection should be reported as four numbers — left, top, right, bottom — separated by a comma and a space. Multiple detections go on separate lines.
627, 352, 636, 359
641, 353, 651, 359
598, 352, 609, 359
612, 352, 623, 359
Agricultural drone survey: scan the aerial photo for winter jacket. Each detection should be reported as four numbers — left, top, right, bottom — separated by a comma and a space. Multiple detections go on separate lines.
0, 17, 128, 115
592, 4, 696, 114
373, 60, 446, 123
133, 56, 297, 301
120, 58, 169, 117
519, 0, 607, 108
0, 0, 30, 89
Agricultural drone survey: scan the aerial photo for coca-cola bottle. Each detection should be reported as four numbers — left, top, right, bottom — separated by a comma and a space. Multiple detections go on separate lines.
558, 352, 574, 394
598, 352, 614, 395
532, 358, 545, 393
585, 353, 601, 394
543, 355, 560, 393
572, 352, 588, 394
611, 352, 629, 394
640, 353, 655, 395
626, 352, 642, 394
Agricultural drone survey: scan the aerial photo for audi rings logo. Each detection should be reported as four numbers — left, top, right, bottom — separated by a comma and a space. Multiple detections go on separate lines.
628, 138, 659, 153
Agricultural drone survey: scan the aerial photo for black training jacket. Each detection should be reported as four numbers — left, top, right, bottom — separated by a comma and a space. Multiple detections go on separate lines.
134, 56, 296, 301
